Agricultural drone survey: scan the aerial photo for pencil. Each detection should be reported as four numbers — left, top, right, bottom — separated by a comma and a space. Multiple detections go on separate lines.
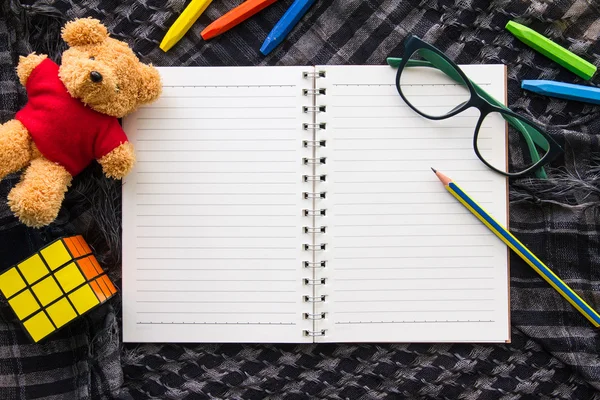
160, 0, 214, 52
260, 0, 317, 55
432, 167, 600, 327
201, 0, 280, 40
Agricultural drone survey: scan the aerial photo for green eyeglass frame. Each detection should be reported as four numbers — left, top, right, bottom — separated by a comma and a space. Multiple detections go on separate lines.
387, 35, 563, 179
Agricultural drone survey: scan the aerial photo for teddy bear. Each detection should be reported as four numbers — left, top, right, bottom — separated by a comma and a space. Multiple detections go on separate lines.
0, 17, 162, 228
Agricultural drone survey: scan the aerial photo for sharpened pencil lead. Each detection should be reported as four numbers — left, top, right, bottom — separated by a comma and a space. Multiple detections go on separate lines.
430, 167, 437, 173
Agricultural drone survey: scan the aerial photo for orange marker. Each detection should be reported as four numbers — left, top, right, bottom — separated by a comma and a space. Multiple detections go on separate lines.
201, 0, 280, 40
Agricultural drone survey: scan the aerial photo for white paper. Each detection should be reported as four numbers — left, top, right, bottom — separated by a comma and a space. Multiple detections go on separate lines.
315, 65, 510, 343
122, 66, 313, 343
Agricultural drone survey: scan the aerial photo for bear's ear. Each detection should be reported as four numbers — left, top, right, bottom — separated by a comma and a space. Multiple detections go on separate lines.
137, 64, 162, 104
62, 18, 109, 47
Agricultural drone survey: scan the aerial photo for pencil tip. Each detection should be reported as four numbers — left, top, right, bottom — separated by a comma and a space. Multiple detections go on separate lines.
430, 167, 437, 173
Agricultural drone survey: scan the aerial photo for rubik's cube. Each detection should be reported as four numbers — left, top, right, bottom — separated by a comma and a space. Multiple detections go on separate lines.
0, 235, 117, 343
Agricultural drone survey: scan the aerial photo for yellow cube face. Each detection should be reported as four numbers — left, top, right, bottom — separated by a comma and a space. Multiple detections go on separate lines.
68, 285, 100, 315
54, 263, 85, 293
32, 277, 63, 306
8, 290, 40, 320
46, 298, 77, 328
1, 236, 118, 343
23, 311, 55, 342
0, 268, 26, 298
40, 240, 72, 271
17, 254, 48, 284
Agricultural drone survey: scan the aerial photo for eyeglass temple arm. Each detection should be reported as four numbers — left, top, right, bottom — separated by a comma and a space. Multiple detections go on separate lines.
387, 57, 547, 179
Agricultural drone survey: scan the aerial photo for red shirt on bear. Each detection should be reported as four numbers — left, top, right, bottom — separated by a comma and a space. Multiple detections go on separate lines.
15, 58, 128, 176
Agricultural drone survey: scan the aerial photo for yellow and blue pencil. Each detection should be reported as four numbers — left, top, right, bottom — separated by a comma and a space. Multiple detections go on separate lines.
432, 168, 600, 327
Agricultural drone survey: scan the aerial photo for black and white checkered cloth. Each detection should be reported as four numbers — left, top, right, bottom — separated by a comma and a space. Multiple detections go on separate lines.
1, 0, 600, 398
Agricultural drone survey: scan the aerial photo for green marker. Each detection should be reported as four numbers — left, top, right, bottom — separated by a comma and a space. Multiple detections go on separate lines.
506, 20, 596, 80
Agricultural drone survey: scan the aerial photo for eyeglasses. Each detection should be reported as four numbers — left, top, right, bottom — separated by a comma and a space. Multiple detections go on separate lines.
387, 34, 563, 178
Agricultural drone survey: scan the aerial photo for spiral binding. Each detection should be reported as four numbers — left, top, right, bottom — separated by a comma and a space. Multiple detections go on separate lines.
303, 70, 326, 78
304, 226, 326, 234
303, 123, 326, 130
304, 278, 327, 285
303, 192, 327, 199
303, 140, 326, 148
303, 174, 327, 182
304, 243, 326, 251
303, 209, 326, 217
302, 69, 328, 339
303, 106, 327, 113
303, 157, 327, 165
304, 260, 327, 268
304, 295, 327, 303
304, 312, 327, 320
303, 329, 327, 337
303, 88, 326, 96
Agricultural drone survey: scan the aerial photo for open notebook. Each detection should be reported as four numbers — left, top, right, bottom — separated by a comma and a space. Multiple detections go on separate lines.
122, 63, 510, 343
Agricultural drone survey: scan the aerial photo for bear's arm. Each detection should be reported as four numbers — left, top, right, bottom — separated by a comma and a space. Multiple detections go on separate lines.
95, 119, 135, 179
17, 53, 48, 87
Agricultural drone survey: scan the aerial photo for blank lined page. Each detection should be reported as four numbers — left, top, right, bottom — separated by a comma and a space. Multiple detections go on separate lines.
122, 66, 313, 343
316, 65, 510, 343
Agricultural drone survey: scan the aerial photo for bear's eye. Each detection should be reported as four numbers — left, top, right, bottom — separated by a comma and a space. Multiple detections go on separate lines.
89, 56, 95, 60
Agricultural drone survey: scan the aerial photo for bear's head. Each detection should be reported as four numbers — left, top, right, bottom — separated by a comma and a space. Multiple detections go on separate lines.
58, 18, 162, 118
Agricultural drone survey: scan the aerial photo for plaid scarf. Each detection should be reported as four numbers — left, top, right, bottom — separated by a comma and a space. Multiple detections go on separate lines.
1, 0, 599, 398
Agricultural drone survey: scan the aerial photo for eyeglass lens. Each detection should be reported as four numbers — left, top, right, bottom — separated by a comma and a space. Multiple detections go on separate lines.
476, 112, 550, 175
399, 48, 471, 118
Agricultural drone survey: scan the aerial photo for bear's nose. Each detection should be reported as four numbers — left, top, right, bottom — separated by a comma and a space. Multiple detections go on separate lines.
90, 71, 103, 83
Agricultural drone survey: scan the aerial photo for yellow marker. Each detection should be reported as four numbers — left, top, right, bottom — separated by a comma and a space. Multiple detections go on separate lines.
160, 0, 214, 52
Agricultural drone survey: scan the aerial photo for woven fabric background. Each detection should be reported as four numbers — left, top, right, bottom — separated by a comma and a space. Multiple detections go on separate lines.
1, 0, 600, 398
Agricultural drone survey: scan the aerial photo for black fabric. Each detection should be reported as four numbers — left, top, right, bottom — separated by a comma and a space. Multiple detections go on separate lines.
1, 0, 600, 398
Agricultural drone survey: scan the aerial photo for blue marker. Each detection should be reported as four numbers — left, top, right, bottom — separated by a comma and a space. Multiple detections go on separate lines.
522, 79, 600, 105
260, 0, 317, 55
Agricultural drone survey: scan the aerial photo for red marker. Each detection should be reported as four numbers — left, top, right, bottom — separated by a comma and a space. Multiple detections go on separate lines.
201, 0, 280, 40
